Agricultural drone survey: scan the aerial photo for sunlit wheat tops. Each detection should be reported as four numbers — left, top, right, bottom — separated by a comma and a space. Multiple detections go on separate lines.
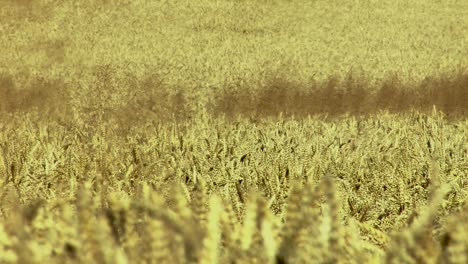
0, 1, 467, 263
0, 106, 467, 264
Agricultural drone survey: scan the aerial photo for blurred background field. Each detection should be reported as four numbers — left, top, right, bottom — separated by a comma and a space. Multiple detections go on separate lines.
0, 0, 467, 263
1, 0, 468, 121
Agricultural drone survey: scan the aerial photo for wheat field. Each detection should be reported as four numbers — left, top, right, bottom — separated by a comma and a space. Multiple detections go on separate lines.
1, 0, 467, 263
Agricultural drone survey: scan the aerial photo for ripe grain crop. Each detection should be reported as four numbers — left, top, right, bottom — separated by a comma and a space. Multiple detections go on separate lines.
1, 109, 466, 263
1, 0, 467, 263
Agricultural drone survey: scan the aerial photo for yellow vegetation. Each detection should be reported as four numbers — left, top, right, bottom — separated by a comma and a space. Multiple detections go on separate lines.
0, 0, 467, 263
